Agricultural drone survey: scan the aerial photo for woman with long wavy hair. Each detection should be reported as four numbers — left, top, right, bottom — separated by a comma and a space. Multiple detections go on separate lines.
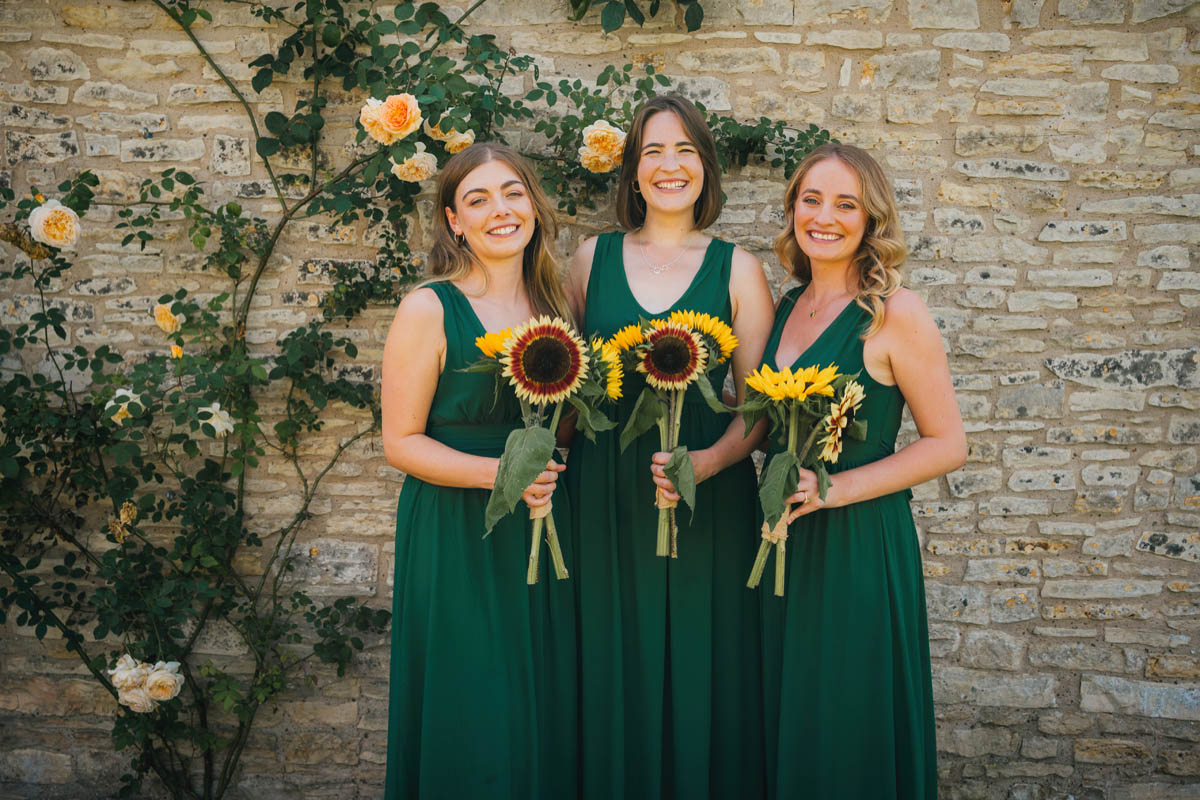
759, 143, 966, 798
381, 142, 577, 798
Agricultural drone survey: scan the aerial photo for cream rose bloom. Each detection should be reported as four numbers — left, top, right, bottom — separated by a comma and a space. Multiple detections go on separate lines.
108, 654, 150, 690
359, 98, 396, 145
579, 145, 618, 174
390, 143, 439, 182
28, 199, 80, 251
153, 303, 182, 334
118, 686, 156, 713
199, 402, 234, 438
144, 661, 184, 702
444, 129, 476, 154
582, 120, 625, 161
105, 388, 142, 425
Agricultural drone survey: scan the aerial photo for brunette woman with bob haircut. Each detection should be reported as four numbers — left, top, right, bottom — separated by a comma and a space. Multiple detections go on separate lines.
564, 94, 775, 798
758, 143, 966, 799
381, 142, 578, 798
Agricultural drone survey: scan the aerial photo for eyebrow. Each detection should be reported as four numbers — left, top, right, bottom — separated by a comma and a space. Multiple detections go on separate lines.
641, 140, 694, 151
800, 188, 861, 202
462, 179, 525, 196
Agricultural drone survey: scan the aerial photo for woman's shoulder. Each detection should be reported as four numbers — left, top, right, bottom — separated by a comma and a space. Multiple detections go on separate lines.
881, 287, 930, 319
395, 284, 447, 322
876, 287, 938, 343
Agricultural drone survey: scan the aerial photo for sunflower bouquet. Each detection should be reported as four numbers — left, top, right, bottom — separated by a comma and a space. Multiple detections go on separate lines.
608, 310, 737, 558
738, 365, 867, 595
468, 317, 620, 584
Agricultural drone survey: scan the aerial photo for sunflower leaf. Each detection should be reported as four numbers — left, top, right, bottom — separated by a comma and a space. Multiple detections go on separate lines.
663, 445, 696, 519
814, 462, 833, 501
759, 450, 800, 529
483, 426, 557, 534
568, 395, 616, 443
740, 404, 767, 438
847, 418, 868, 441
619, 387, 664, 452
694, 376, 731, 415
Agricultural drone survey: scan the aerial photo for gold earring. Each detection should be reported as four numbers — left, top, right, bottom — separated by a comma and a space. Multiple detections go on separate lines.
632, 181, 642, 195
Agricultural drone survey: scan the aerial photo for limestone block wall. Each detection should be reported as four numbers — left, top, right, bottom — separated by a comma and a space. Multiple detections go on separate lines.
1, 1, 1198, 798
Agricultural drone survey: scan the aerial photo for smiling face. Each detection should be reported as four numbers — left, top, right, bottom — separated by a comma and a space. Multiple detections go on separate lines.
445, 159, 536, 265
635, 111, 705, 218
791, 157, 869, 271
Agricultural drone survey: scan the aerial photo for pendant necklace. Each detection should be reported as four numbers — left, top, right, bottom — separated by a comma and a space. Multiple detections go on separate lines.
639, 239, 689, 276
807, 289, 852, 319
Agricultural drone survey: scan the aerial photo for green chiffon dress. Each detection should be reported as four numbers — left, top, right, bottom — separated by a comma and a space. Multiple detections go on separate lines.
760, 286, 937, 799
384, 280, 577, 799
566, 232, 765, 799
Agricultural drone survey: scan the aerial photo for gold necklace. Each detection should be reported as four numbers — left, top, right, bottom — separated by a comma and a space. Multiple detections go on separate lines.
806, 290, 853, 319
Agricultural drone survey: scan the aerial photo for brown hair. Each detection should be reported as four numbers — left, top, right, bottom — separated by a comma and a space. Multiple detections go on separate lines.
773, 143, 907, 338
615, 94, 723, 231
428, 142, 572, 322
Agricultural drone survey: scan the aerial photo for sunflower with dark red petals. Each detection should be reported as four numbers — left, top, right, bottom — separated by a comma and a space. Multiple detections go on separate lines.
500, 317, 588, 405
637, 323, 707, 392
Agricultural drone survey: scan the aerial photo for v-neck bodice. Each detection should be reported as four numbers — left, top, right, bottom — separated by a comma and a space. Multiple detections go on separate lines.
764, 285, 907, 472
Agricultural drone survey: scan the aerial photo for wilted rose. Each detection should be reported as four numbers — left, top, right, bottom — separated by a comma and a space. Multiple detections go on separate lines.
390, 143, 439, 182
144, 661, 184, 702
28, 199, 80, 250
118, 686, 155, 713
153, 303, 181, 334
199, 402, 235, 438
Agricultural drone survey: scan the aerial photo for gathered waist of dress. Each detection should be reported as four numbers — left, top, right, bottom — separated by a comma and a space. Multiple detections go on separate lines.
426, 422, 519, 456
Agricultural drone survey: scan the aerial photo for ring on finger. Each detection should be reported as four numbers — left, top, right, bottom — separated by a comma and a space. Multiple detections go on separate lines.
800, 491, 809, 505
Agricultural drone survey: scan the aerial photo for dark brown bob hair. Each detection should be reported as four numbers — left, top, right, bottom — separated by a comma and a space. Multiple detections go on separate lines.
615, 93, 723, 232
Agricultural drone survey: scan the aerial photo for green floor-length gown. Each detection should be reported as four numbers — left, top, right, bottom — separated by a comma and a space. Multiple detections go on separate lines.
760, 286, 937, 799
566, 232, 765, 799
384, 280, 577, 799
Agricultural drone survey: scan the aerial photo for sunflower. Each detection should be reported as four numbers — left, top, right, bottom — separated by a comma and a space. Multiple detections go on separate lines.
500, 317, 588, 404
475, 327, 513, 359
637, 323, 707, 391
746, 363, 840, 402
667, 310, 738, 362
598, 339, 624, 400
608, 323, 645, 352
817, 380, 866, 463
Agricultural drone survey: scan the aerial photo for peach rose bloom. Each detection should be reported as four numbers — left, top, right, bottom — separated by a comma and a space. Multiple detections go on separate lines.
28, 199, 80, 250
359, 98, 397, 145
579, 145, 617, 174
118, 686, 156, 713
154, 303, 181, 334
378, 93, 422, 139
108, 654, 150, 691
390, 143, 438, 182
582, 120, 625, 161
170, 345, 183, 359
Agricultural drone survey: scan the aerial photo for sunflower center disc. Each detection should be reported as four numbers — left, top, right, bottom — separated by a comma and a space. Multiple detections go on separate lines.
650, 336, 692, 375
522, 338, 571, 385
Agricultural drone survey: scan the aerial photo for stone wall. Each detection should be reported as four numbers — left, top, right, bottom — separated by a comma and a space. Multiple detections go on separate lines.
1, 0, 1198, 797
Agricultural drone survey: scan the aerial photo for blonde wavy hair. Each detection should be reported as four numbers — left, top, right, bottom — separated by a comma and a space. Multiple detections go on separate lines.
428, 142, 572, 322
773, 143, 906, 338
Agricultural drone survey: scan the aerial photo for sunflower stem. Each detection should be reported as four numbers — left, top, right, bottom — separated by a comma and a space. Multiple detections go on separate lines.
545, 511, 568, 580
527, 517, 542, 585
775, 538, 786, 596
547, 401, 563, 435
747, 538, 771, 589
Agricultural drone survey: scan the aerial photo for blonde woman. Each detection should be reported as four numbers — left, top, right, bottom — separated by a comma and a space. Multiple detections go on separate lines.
381, 143, 577, 798
759, 143, 966, 799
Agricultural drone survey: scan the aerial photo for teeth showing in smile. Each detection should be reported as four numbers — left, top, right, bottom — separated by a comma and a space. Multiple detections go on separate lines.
488, 225, 518, 235
809, 231, 842, 241
655, 180, 687, 190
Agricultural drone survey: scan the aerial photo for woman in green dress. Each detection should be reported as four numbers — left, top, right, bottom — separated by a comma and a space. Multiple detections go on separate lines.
759, 143, 967, 798
381, 143, 577, 798
564, 94, 775, 798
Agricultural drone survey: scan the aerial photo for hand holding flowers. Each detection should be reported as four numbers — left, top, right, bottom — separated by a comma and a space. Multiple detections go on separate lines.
608, 311, 737, 558
467, 317, 619, 584
739, 365, 867, 595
